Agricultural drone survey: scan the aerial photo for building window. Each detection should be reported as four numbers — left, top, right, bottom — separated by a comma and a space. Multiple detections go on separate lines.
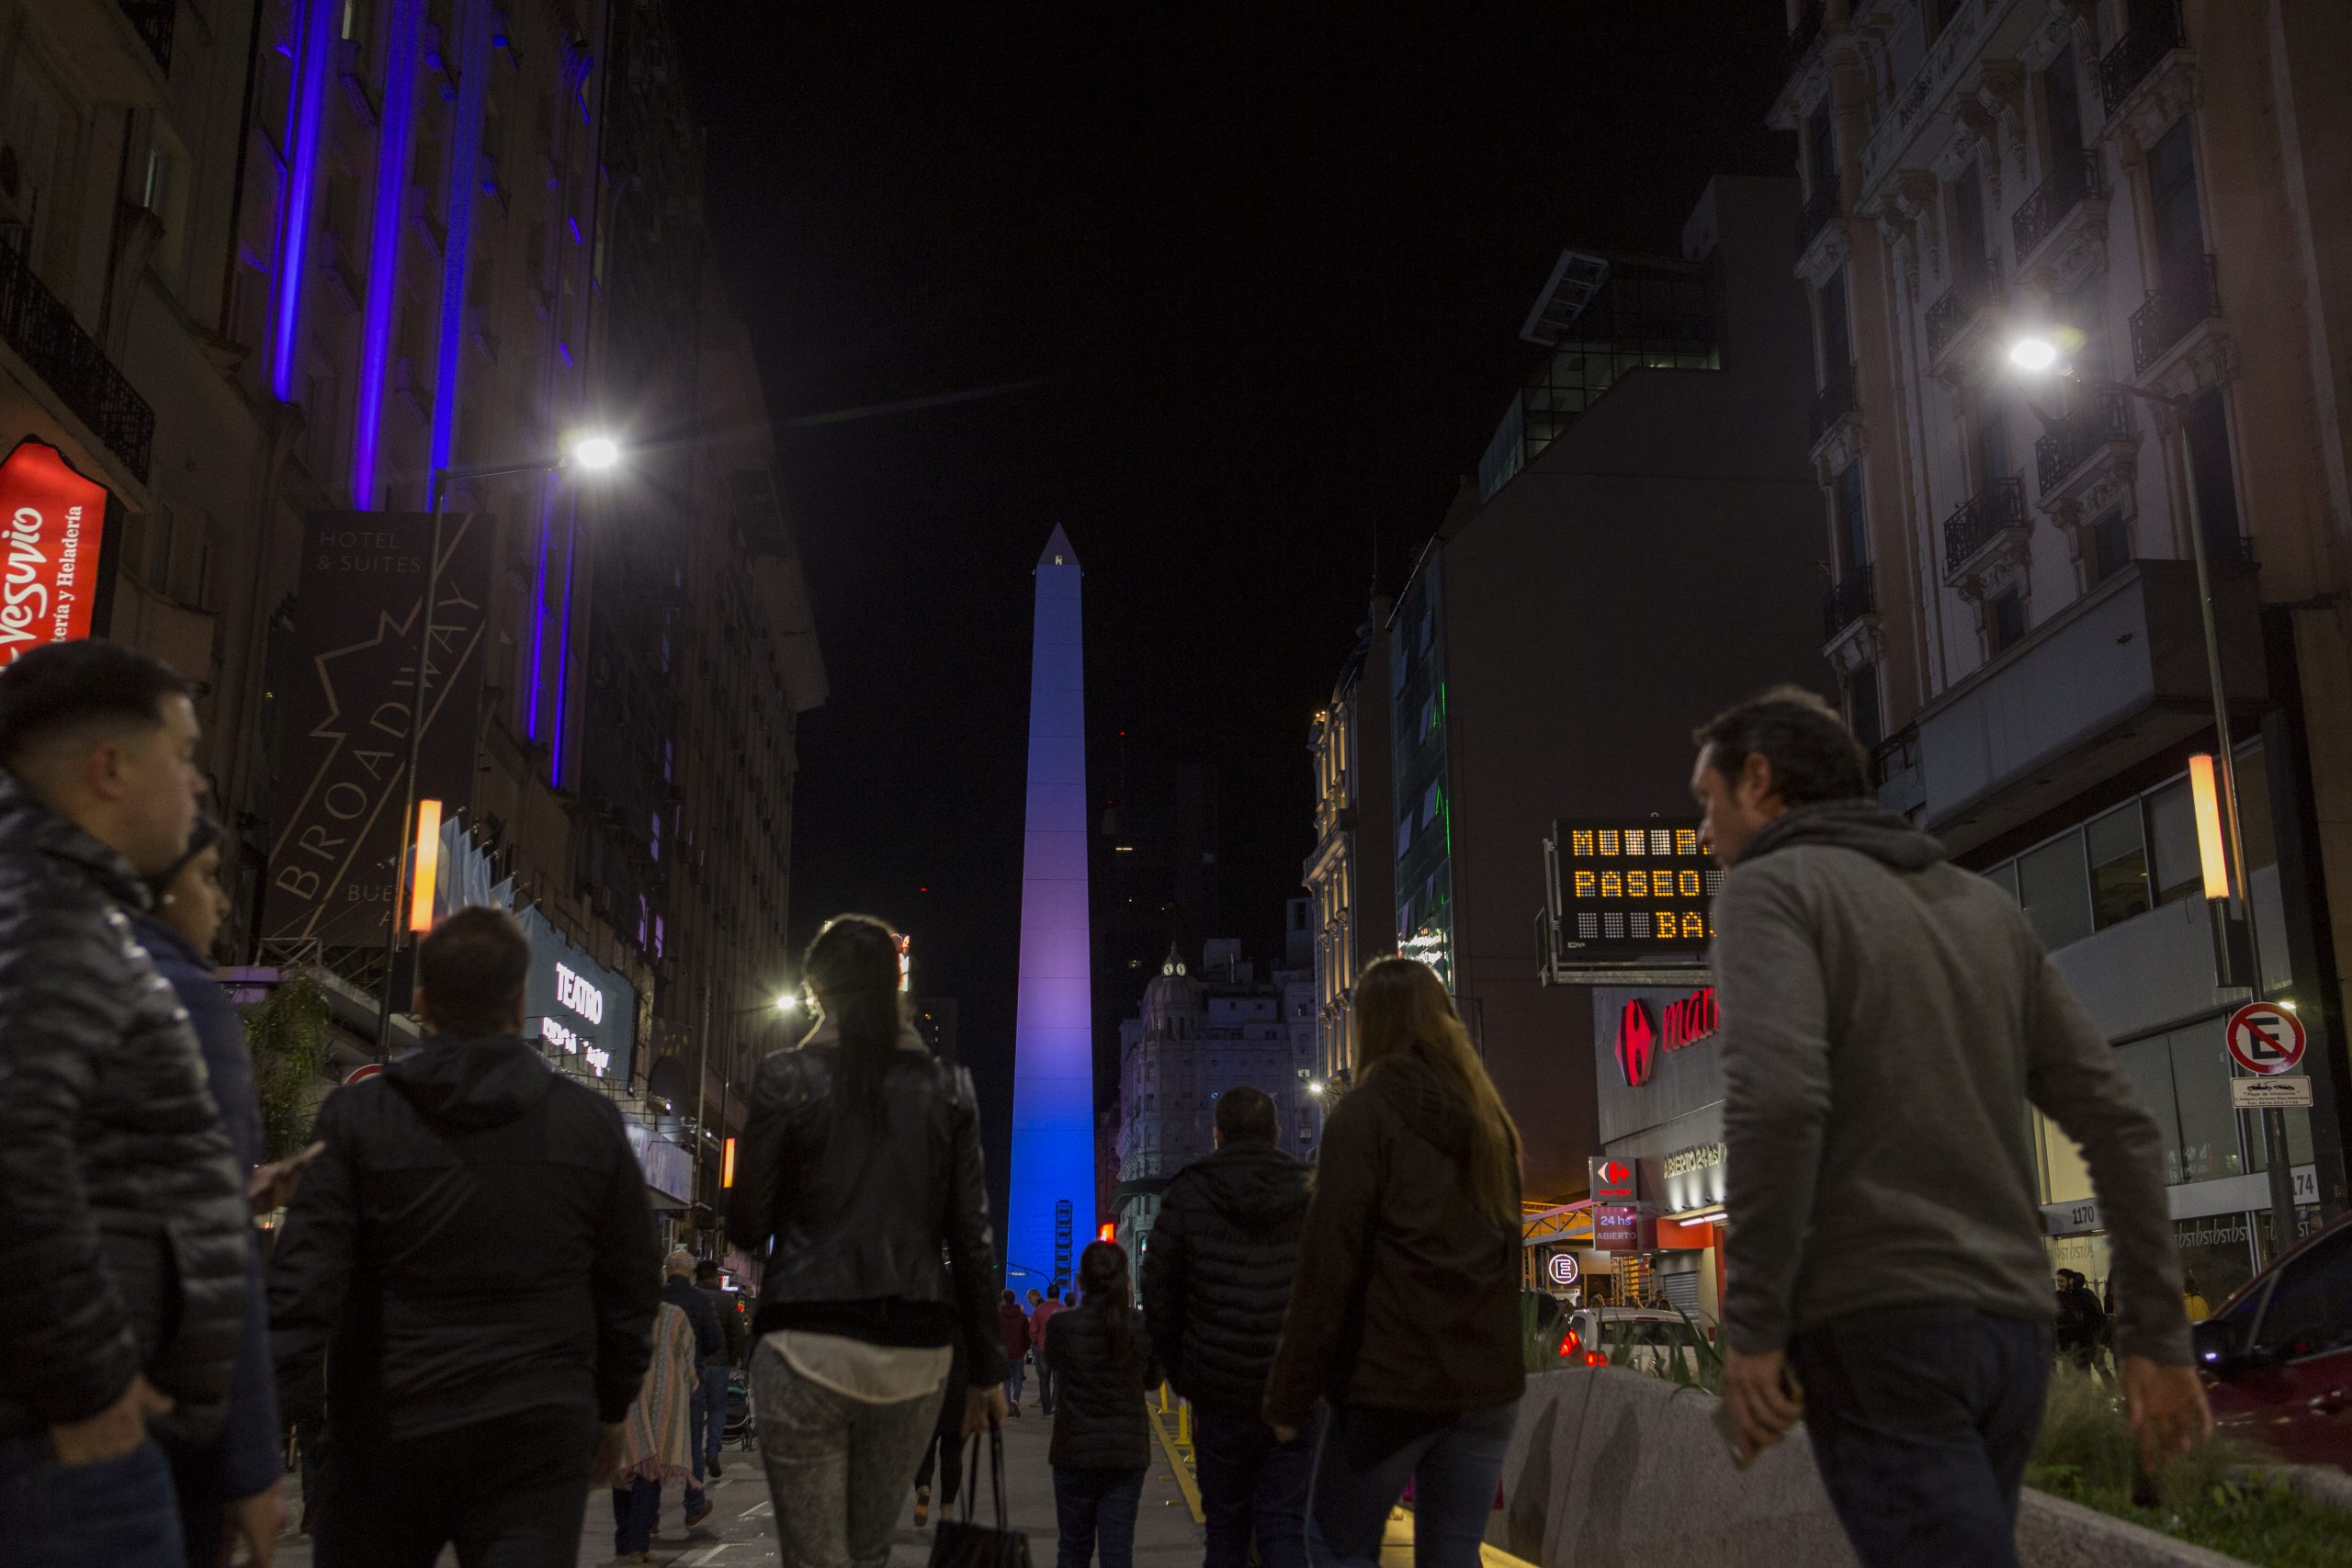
1818, 267, 1851, 383
1835, 461, 1867, 574
1846, 662, 1883, 750
1419, 782, 1439, 828
2042, 42, 2083, 161
1975, 400, 2012, 490
1988, 587, 2027, 655
2147, 117, 2205, 285
1806, 98, 1837, 205
2087, 510, 2132, 586
2086, 802, 2151, 930
2018, 830, 2093, 952
2184, 391, 2244, 562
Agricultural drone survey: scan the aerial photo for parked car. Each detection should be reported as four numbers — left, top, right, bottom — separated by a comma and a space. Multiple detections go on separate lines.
2193, 1213, 2352, 1470
1569, 1305, 1712, 1380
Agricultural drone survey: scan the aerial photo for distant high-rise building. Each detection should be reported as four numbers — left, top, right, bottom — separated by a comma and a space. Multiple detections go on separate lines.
1006, 526, 1096, 1294
1306, 601, 1396, 1088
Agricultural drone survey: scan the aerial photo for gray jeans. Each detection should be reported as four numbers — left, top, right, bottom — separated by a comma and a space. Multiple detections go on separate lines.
752, 1339, 947, 1568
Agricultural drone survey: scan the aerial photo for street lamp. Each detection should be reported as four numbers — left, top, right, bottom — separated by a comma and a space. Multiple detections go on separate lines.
775, 991, 802, 1015
2007, 335, 2297, 1250
372, 432, 626, 1057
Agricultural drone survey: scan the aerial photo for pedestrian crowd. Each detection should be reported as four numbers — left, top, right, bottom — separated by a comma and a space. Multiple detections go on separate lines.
0, 643, 2214, 1568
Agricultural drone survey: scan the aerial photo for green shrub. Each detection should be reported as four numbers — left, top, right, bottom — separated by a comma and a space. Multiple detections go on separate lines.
246, 974, 331, 1162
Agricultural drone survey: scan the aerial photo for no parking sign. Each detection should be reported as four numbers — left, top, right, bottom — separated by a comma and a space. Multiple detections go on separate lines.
2225, 1002, 2306, 1077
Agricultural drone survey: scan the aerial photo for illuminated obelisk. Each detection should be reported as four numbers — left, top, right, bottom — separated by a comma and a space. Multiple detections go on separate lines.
1005, 525, 1095, 1293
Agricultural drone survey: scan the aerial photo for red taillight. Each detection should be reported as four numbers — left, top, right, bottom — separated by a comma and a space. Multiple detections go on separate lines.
1558, 1329, 1581, 1359
1582, 1350, 1608, 1368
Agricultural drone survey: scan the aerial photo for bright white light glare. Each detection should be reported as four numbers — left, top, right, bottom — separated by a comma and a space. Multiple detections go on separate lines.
2007, 336, 2061, 373
571, 434, 622, 470
1307, 1080, 1326, 1096
775, 993, 801, 1014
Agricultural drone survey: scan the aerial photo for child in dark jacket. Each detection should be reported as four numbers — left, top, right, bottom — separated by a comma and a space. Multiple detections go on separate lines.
1046, 1242, 1164, 1568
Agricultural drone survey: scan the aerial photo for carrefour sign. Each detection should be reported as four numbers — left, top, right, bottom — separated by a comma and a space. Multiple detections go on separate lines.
517, 906, 636, 1084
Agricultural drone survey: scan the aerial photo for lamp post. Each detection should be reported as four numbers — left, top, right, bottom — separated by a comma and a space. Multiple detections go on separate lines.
371, 434, 623, 1059
2007, 338, 2299, 1255
706, 989, 801, 1249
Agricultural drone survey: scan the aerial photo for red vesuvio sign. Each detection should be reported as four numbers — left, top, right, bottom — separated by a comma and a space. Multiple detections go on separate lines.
1612, 986, 1722, 1088
0, 439, 107, 664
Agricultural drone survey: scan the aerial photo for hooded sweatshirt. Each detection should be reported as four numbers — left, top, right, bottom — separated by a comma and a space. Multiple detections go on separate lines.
268, 1034, 662, 1441
1139, 1138, 1311, 1417
1262, 1049, 1524, 1428
1714, 801, 2190, 1363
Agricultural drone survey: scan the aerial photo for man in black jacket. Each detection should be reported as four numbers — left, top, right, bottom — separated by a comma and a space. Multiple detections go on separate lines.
0, 641, 247, 1568
270, 906, 660, 1566
1141, 1087, 1313, 1568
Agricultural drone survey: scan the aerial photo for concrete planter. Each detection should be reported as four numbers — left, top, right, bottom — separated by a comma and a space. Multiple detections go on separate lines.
1487, 1368, 2256, 1568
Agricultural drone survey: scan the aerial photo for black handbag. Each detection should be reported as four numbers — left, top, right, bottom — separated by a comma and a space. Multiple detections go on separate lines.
928, 1428, 1032, 1568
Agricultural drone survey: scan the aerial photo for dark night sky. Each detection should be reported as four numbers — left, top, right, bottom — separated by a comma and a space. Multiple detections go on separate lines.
674, 6, 1793, 1163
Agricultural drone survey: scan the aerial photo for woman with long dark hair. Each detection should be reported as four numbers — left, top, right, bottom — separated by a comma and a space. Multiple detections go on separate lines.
728, 915, 1009, 1568
1263, 956, 1526, 1568
1046, 1240, 1163, 1568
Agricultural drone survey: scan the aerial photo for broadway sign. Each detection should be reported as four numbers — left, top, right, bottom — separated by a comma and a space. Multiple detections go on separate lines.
0, 438, 107, 664
261, 513, 492, 948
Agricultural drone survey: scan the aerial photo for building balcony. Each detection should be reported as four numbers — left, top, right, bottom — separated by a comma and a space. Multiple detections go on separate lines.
0, 227, 155, 480
1942, 477, 2028, 581
1809, 362, 1860, 448
117, 0, 173, 70
2010, 146, 2100, 268
1926, 256, 2003, 371
1794, 181, 1841, 260
2131, 254, 2219, 375
1910, 558, 2263, 855
2034, 391, 2134, 500
2100, 0, 2187, 118
1822, 562, 1875, 643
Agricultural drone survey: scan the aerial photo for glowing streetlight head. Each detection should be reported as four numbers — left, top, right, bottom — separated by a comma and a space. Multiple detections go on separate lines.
775, 992, 801, 1015
570, 433, 622, 471
1307, 1080, 1326, 1096
2007, 335, 2061, 374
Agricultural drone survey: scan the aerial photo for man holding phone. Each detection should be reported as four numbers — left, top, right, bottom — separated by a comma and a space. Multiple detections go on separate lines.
1693, 688, 2209, 1568
0, 641, 252, 1566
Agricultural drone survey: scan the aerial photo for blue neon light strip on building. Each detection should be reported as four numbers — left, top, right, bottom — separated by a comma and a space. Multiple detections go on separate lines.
268, 0, 337, 403
427, 0, 489, 473
350, 0, 422, 506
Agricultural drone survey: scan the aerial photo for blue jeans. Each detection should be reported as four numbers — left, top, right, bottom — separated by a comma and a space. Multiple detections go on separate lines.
1007, 1355, 1027, 1407
1789, 1308, 2052, 1568
1194, 1408, 1314, 1568
1052, 1465, 1146, 1568
611, 1476, 661, 1555
702, 1364, 731, 1470
1036, 1359, 1057, 1414
0, 1434, 187, 1568
1307, 1401, 1517, 1568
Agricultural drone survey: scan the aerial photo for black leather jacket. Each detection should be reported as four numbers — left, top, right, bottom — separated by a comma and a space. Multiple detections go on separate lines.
0, 774, 248, 1446
727, 1024, 1009, 1387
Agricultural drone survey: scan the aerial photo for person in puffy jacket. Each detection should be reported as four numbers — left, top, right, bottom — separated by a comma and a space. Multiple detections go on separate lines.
0, 640, 246, 1568
727, 914, 1008, 1568
268, 906, 661, 1566
1047, 1241, 1163, 1568
136, 815, 292, 1567
1264, 957, 1526, 1568
1141, 1085, 1311, 1568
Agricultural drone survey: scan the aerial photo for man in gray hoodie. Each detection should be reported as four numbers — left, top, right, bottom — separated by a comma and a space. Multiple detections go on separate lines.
1694, 687, 2209, 1567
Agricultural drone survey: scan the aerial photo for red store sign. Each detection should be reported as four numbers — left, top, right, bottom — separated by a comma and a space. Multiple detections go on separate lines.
1612, 985, 1722, 1089
0, 440, 107, 664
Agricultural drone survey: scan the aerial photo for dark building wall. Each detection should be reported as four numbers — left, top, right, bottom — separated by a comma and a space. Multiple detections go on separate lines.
1436, 175, 1828, 1200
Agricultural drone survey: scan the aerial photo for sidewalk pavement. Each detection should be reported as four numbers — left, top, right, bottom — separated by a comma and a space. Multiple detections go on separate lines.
264, 1393, 1203, 1567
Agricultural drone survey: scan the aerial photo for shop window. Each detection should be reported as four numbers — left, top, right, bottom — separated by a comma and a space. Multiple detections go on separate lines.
2018, 831, 2092, 952
2086, 803, 2151, 930
2246, 1094, 2317, 1177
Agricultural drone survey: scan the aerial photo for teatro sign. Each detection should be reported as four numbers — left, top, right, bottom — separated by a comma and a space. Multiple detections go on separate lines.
519, 907, 636, 1083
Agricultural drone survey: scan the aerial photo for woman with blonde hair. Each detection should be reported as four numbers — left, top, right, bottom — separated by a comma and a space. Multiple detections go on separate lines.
1263, 957, 1525, 1568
